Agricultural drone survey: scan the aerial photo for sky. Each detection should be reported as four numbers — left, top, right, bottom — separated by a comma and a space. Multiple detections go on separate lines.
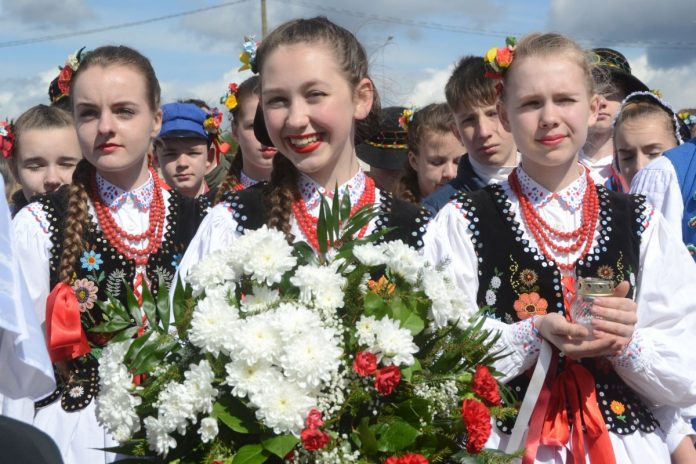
2, 0, 696, 121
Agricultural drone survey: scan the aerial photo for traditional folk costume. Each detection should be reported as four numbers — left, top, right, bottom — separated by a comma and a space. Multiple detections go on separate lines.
424, 164, 696, 463
179, 169, 430, 280
8, 170, 209, 464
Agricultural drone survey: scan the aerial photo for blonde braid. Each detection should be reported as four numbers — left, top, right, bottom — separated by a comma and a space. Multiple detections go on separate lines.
58, 159, 93, 283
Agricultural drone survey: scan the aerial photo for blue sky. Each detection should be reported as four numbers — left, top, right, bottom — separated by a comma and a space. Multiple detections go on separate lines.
2, 0, 695, 120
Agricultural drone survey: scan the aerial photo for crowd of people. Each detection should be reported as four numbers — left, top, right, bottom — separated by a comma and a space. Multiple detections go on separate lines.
1, 15, 695, 464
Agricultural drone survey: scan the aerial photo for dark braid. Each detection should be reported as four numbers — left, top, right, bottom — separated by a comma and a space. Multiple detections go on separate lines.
265, 153, 299, 242
213, 148, 244, 204
58, 159, 93, 283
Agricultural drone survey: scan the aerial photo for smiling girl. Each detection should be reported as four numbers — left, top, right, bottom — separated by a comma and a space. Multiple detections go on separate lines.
179, 17, 430, 276
10, 45, 209, 463
425, 33, 696, 463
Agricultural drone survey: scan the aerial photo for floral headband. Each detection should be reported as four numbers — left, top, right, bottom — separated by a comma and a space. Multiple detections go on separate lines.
203, 107, 231, 160
483, 36, 517, 80
678, 111, 696, 128
616, 90, 690, 145
0, 120, 14, 159
220, 82, 239, 112
50, 47, 88, 104
398, 107, 416, 131
238, 35, 260, 74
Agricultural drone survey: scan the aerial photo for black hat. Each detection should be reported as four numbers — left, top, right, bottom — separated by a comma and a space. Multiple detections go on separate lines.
591, 48, 649, 96
355, 106, 409, 171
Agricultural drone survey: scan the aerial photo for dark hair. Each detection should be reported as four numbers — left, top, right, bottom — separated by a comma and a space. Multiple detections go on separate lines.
214, 76, 261, 204
179, 98, 211, 113
60, 45, 160, 283
254, 16, 379, 240
11, 104, 74, 160
445, 56, 497, 112
614, 99, 680, 165
395, 103, 454, 203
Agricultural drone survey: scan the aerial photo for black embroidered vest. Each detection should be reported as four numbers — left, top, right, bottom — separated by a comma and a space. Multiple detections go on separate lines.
218, 185, 431, 250
35, 186, 209, 412
454, 184, 658, 436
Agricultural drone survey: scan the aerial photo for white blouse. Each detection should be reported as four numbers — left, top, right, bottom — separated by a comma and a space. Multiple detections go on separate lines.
178, 169, 388, 281
579, 151, 614, 185
424, 164, 696, 461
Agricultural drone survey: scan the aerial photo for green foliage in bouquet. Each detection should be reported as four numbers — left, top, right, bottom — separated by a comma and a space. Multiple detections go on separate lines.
93, 191, 519, 464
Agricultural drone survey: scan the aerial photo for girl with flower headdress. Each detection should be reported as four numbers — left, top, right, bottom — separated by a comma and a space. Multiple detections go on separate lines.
1, 106, 82, 216
178, 16, 430, 282
425, 32, 696, 463
394, 103, 464, 204
214, 76, 276, 202
8, 45, 210, 463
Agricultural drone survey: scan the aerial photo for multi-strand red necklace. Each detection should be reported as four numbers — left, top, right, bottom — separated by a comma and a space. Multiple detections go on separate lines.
509, 168, 599, 271
292, 176, 376, 251
91, 168, 166, 266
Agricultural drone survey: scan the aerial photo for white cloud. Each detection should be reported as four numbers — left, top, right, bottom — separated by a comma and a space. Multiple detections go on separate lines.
405, 65, 454, 107
630, 54, 696, 108
0, 69, 54, 119
1, 0, 94, 27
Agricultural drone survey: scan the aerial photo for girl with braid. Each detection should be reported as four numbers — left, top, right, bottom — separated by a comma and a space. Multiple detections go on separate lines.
10, 45, 209, 463
214, 76, 276, 203
179, 16, 430, 279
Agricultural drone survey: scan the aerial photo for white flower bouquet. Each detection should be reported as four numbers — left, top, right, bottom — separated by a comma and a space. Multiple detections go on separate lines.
93, 194, 516, 463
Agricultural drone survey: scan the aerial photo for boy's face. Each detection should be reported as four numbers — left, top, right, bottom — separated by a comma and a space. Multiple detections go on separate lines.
451, 102, 517, 167
156, 137, 211, 197
590, 84, 625, 137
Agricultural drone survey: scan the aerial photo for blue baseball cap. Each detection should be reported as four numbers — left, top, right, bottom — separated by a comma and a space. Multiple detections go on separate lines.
160, 102, 209, 140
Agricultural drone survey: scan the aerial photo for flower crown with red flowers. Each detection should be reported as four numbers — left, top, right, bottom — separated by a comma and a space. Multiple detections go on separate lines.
238, 35, 260, 74
483, 37, 517, 79
0, 120, 15, 159
49, 47, 88, 104
204, 107, 231, 158
220, 82, 239, 112
398, 106, 416, 131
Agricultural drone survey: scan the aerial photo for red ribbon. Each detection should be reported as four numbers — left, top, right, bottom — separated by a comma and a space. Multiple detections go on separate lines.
561, 275, 577, 323
45, 282, 91, 363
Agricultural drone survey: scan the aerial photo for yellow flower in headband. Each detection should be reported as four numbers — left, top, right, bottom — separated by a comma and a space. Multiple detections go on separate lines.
399, 107, 415, 131
238, 35, 259, 73
650, 88, 663, 98
484, 36, 517, 79
221, 83, 239, 111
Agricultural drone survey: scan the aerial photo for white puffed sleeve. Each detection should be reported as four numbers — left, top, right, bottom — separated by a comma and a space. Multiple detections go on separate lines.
423, 202, 543, 382
630, 156, 684, 239
609, 207, 696, 408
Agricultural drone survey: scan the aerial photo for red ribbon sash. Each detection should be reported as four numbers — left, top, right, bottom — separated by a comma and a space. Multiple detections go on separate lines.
45, 282, 91, 362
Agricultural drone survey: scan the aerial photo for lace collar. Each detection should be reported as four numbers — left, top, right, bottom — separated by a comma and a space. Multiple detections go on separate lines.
240, 171, 260, 189
513, 165, 587, 212
96, 171, 154, 213
298, 169, 367, 212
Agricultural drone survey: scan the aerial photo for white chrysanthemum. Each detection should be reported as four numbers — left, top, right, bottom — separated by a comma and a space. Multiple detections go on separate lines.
183, 360, 219, 415
485, 289, 496, 306
238, 226, 297, 285
228, 313, 282, 364
290, 263, 346, 311
157, 382, 195, 434
383, 241, 426, 284
280, 328, 342, 389
272, 304, 323, 341
241, 286, 280, 313
355, 315, 378, 346
422, 269, 474, 330
252, 379, 316, 435
372, 317, 418, 367
352, 243, 388, 266
96, 340, 142, 442
144, 416, 177, 457
198, 417, 219, 443
224, 360, 284, 398
189, 294, 240, 356
188, 252, 237, 296
490, 276, 502, 289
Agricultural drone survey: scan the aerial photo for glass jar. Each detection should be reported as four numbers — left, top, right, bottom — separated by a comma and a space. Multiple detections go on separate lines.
570, 277, 614, 338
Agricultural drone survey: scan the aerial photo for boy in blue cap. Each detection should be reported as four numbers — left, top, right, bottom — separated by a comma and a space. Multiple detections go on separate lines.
156, 102, 215, 197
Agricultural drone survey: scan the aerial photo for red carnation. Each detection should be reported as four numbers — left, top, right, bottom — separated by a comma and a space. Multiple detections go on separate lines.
305, 408, 324, 429
374, 365, 401, 396
57, 66, 73, 95
471, 365, 501, 406
496, 47, 513, 67
300, 427, 330, 451
353, 351, 377, 377
461, 399, 492, 454
399, 453, 429, 464
385, 458, 401, 464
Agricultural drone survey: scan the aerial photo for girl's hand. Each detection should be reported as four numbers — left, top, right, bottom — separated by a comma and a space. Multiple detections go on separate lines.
590, 281, 637, 352
536, 313, 622, 359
